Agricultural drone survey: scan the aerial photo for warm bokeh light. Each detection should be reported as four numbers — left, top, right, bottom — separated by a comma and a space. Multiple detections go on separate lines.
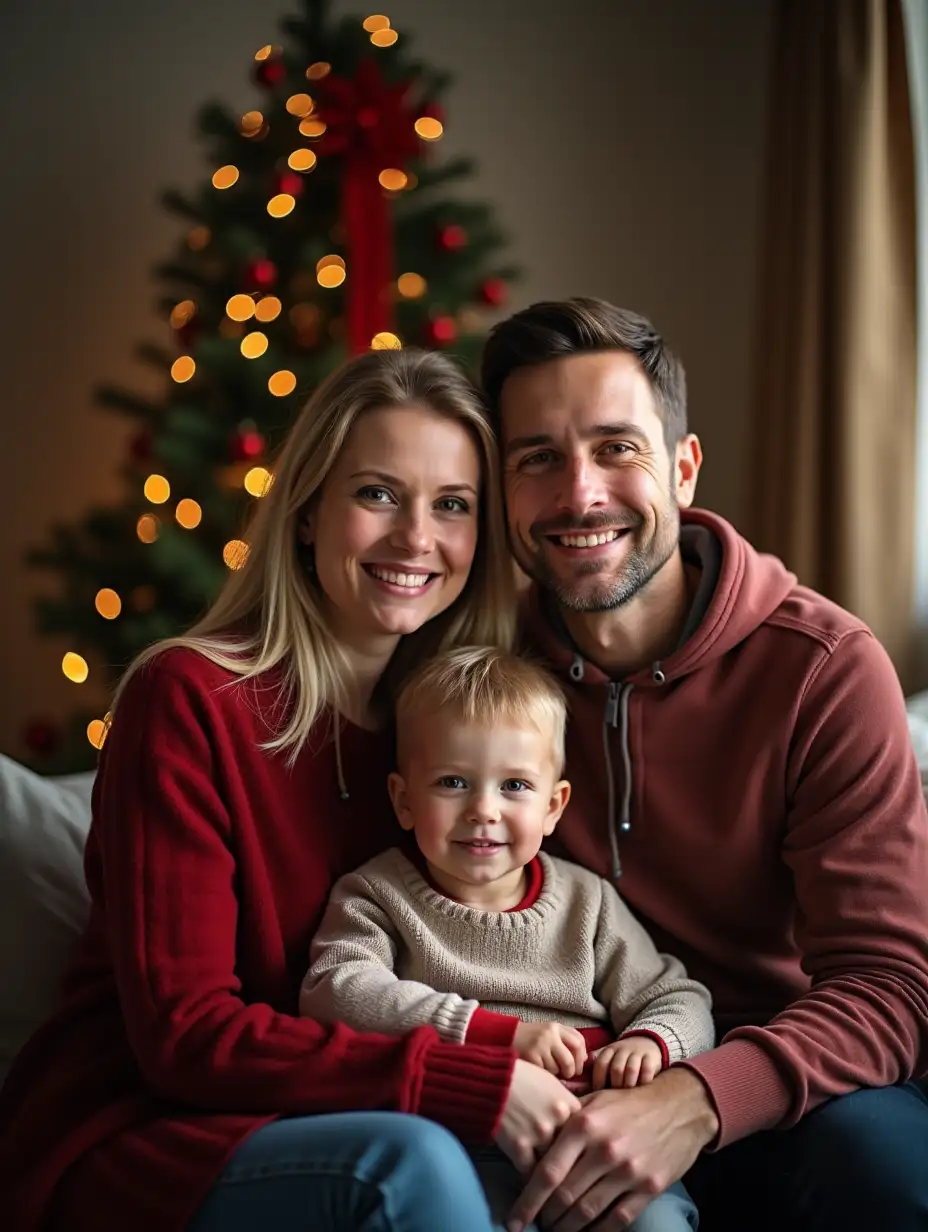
187, 225, 210, 250
306, 61, 331, 80
299, 117, 327, 138
144, 474, 171, 504
226, 293, 256, 321
223, 539, 250, 570
254, 295, 282, 322
268, 370, 297, 396
241, 331, 269, 358
254, 44, 279, 61
317, 265, 346, 288
136, 514, 160, 544
94, 588, 122, 619
171, 355, 196, 383
241, 110, 264, 135
317, 254, 346, 272
62, 652, 89, 684
371, 28, 398, 46
268, 193, 296, 218
288, 148, 318, 172
371, 332, 402, 349
397, 272, 427, 298
415, 117, 443, 140
175, 498, 202, 529
244, 466, 274, 497
363, 14, 391, 31
87, 718, 108, 749
212, 164, 240, 190
169, 299, 196, 328
378, 168, 407, 191
285, 93, 314, 117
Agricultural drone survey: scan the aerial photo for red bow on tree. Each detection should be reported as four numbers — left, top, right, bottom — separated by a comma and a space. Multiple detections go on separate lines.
316, 59, 421, 354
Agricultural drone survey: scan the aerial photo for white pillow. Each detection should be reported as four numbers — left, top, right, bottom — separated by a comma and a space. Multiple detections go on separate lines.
0, 755, 93, 1088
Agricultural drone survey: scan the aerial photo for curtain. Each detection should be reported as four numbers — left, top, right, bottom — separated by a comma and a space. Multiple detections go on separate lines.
749, 0, 918, 683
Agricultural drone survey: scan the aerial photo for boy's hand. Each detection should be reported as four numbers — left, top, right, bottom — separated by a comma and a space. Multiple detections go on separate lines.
513, 1021, 588, 1078
591, 1035, 664, 1090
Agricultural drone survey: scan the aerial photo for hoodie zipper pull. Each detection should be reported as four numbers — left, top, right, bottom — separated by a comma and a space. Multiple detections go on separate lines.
605, 681, 620, 727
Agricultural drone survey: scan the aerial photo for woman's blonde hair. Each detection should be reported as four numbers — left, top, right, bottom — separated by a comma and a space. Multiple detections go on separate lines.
111, 348, 516, 760
395, 645, 568, 775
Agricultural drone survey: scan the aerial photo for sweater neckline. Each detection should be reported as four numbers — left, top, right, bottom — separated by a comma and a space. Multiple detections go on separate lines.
390, 849, 560, 928
407, 847, 545, 912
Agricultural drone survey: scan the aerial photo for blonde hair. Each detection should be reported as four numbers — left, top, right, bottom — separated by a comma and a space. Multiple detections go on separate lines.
395, 645, 568, 775
111, 348, 517, 761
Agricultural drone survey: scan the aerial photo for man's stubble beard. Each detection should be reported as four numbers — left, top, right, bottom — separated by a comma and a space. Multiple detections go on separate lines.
520, 497, 681, 614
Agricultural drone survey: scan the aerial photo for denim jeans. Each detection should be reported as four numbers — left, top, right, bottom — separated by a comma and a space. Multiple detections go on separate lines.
471, 1145, 698, 1231
686, 1081, 928, 1232
189, 1112, 497, 1232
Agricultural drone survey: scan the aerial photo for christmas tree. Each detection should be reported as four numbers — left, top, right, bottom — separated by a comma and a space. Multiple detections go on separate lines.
25, 1, 518, 774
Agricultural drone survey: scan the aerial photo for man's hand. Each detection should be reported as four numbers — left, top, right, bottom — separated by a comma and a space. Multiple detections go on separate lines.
506, 1066, 719, 1232
494, 1058, 582, 1174
591, 1036, 663, 1090
514, 1021, 588, 1079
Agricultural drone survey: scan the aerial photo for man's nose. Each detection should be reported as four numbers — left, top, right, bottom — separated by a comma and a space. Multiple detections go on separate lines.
554, 456, 609, 517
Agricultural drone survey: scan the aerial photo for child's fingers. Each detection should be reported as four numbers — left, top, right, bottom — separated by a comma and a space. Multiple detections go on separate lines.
622, 1052, 643, 1088
591, 1047, 615, 1091
551, 1039, 576, 1078
562, 1028, 588, 1071
639, 1052, 662, 1084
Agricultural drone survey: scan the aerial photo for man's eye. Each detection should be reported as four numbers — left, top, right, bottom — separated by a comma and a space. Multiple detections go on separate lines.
519, 450, 556, 469
601, 443, 632, 456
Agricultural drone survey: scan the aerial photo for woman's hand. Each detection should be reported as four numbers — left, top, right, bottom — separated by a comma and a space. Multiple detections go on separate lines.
494, 1058, 581, 1174
513, 1021, 588, 1078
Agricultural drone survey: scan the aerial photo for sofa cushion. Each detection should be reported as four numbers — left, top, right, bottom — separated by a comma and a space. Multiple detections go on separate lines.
0, 755, 93, 1087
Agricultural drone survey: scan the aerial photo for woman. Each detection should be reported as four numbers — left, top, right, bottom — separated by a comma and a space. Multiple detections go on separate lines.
0, 349, 576, 1232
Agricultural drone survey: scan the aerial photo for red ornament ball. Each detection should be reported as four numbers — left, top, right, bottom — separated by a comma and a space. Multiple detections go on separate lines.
438, 224, 467, 252
277, 171, 304, 198
229, 425, 266, 462
23, 718, 61, 758
424, 316, 458, 347
478, 278, 508, 307
129, 430, 152, 463
244, 258, 278, 290
254, 58, 286, 88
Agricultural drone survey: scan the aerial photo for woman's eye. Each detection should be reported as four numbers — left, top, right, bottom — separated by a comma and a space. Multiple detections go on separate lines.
435, 496, 470, 514
437, 776, 467, 790
357, 485, 395, 504
502, 779, 530, 793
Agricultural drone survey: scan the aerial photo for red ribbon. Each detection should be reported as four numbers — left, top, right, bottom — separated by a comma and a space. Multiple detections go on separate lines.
316, 60, 421, 354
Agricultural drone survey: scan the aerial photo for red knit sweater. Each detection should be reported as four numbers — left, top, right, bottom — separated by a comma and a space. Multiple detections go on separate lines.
0, 650, 515, 1231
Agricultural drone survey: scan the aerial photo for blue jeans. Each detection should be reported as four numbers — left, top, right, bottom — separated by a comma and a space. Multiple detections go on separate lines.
472, 1146, 698, 1230
686, 1081, 928, 1231
189, 1112, 496, 1232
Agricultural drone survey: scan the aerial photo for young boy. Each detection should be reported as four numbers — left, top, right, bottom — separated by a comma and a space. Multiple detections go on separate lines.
301, 646, 713, 1231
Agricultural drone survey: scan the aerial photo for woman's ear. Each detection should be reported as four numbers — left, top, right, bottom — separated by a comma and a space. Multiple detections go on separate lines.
388, 771, 415, 831
297, 507, 314, 546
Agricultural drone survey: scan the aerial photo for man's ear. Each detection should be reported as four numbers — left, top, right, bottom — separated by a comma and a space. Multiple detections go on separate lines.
388, 771, 415, 831
674, 434, 703, 509
542, 779, 571, 836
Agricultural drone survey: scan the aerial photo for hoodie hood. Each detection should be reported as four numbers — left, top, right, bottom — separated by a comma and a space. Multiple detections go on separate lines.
522, 507, 797, 686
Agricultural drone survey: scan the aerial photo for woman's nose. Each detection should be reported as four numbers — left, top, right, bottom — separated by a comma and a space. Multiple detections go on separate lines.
390, 508, 434, 556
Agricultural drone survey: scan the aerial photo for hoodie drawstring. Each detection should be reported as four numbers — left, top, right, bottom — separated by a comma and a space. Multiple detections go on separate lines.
333, 714, 349, 800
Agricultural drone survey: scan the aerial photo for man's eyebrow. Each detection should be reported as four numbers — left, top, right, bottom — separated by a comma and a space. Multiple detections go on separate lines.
504, 422, 649, 457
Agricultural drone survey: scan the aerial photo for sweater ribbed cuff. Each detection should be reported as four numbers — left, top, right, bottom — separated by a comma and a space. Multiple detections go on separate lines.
416, 1043, 516, 1144
465, 1009, 520, 1047
678, 1038, 793, 1149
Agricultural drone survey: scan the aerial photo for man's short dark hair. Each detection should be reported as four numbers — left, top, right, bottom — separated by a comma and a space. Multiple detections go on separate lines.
480, 297, 688, 448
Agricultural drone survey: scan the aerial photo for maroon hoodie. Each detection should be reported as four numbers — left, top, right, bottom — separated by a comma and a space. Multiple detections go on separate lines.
523, 507, 928, 1148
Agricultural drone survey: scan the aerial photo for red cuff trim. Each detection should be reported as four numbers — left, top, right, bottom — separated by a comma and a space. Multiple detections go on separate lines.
619, 1029, 671, 1070
465, 1009, 519, 1047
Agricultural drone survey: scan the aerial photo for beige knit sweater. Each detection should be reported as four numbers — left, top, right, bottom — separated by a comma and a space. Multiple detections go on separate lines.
301, 849, 714, 1063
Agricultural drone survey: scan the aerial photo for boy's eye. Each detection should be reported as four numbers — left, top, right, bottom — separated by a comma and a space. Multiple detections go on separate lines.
502, 779, 530, 793
436, 775, 467, 790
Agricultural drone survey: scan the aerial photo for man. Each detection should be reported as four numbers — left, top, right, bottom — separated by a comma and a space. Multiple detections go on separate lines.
481, 298, 928, 1232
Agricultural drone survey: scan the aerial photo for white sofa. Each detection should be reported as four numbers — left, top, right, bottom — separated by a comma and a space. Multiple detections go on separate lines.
2, 699, 928, 1089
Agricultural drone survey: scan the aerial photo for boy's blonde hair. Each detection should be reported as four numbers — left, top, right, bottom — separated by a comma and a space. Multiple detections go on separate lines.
395, 646, 568, 775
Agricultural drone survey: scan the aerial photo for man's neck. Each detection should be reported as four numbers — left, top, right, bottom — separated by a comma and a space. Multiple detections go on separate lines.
560, 548, 694, 677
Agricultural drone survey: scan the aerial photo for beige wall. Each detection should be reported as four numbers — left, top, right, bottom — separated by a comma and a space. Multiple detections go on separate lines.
0, 0, 774, 758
